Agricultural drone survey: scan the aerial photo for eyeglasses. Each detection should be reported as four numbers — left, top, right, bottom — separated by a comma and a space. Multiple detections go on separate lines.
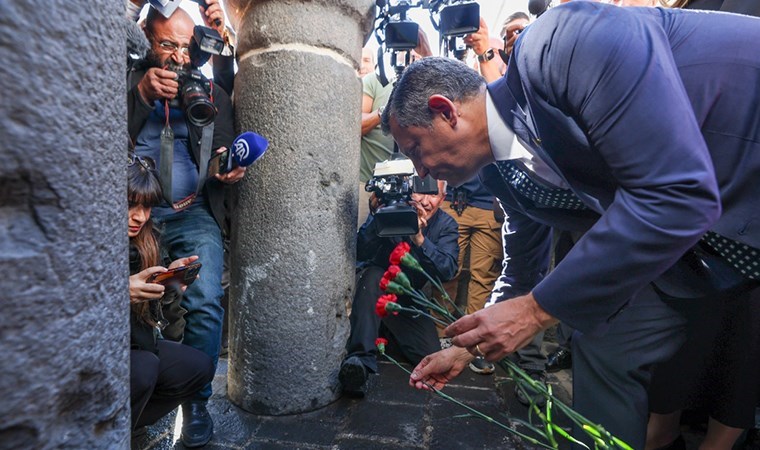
158, 41, 190, 56
128, 153, 156, 171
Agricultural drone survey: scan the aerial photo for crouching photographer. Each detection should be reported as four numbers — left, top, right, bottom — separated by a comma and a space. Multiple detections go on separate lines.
339, 168, 459, 397
127, 155, 213, 436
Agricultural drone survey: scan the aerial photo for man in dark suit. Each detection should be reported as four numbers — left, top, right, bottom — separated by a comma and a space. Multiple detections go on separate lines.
381, 2, 759, 447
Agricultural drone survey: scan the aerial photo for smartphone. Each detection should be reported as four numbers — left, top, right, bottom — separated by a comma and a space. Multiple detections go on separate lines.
207, 149, 231, 179
147, 262, 202, 286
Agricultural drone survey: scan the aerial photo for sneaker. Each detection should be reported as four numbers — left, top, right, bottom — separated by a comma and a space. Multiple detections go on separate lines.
514, 370, 547, 408
468, 357, 495, 375
339, 356, 368, 398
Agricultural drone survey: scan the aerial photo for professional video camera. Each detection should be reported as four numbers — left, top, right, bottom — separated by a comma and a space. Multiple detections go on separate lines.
372, 0, 481, 82
428, 0, 480, 60
165, 25, 225, 127
373, 0, 422, 86
365, 157, 439, 237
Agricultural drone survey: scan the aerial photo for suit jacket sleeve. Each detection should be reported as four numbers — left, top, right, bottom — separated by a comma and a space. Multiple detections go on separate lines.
519, 3, 721, 334
486, 199, 551, 307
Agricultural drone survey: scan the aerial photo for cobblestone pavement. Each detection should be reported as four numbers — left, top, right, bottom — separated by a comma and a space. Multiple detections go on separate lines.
134, 342, 758, 450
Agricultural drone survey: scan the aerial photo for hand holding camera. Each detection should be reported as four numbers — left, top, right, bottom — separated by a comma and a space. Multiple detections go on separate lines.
410, 200, 428, 247
137, 67, 181, 103
463, 17, 490, 56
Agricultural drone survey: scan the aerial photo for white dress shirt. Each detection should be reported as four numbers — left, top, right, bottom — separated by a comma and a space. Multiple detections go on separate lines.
486, 91, 568, 189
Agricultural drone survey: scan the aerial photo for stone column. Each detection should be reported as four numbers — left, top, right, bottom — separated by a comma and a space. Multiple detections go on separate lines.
226, 0, 375, 414
0, 1, 129, 448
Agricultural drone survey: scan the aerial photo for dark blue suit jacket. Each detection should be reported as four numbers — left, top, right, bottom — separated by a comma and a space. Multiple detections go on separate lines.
483, 2, 760, 335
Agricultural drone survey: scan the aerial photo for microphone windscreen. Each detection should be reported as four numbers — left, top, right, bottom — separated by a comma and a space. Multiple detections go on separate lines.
231, 132, 268, 167
126, 19, 150, 60
528, 0, 549, 16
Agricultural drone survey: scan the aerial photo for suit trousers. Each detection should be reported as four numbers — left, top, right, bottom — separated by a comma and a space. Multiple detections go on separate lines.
130, 340, 214, 429
571, 285, 692, 449
345, 265, 441, 373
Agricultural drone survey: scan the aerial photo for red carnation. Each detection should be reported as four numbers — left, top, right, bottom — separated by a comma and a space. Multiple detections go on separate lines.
375, 337, 389, 353
375, 294, 399, 318
379, 277, 391, 291
389, 242, 411, 265
387, 264, 402, 279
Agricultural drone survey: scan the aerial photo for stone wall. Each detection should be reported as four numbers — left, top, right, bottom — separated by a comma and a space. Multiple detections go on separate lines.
0, 1, 130, 448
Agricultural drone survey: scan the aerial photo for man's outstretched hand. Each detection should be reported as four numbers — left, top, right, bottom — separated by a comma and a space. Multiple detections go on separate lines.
447, 293, 557, 361
409, 346, 473, 390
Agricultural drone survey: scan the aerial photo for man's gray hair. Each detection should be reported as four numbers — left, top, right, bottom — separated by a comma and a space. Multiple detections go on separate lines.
381, 57, 486, 133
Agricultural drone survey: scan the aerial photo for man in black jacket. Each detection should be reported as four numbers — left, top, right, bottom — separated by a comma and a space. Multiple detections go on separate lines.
340, 179, 459, 397
127, 6, 240, 448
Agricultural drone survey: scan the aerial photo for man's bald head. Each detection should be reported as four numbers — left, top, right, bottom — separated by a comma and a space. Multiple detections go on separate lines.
144, 6, 194, 38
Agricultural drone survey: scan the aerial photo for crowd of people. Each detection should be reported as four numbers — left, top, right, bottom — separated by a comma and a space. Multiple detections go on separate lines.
124, 0, 759, 449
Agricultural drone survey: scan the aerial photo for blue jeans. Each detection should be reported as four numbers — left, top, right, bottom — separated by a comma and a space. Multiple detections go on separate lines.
153, 205, 224, 401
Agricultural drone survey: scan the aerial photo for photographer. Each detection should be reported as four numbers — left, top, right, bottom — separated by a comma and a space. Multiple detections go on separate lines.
340, 179, 459, 397
127, 6, 237, 447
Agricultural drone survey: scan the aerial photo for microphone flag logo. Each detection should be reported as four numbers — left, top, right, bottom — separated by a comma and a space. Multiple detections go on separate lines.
233, 136, 250, 162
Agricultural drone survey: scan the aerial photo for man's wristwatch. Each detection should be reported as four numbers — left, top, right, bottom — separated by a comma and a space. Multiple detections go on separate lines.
477, 49, 495, 63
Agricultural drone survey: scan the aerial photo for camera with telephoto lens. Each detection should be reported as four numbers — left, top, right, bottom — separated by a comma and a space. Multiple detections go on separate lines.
165, 26, 225, 127
365, 157, 439, 237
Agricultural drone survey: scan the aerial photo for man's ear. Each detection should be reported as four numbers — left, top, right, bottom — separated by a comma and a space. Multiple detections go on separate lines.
428, 95, 457, 127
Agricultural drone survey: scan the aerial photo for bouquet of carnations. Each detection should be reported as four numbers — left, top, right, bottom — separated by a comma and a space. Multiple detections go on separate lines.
374, 242, 632, 450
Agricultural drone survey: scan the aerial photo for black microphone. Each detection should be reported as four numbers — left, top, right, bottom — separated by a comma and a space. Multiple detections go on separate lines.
528, 0, 550, 17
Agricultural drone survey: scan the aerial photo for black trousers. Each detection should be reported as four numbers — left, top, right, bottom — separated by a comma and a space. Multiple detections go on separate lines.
130, 339, 214, 429
345, 265, 441, 373
571, 283, 760, 449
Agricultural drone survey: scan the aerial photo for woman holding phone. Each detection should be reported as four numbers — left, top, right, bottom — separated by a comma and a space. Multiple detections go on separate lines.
127, 153, 214, 433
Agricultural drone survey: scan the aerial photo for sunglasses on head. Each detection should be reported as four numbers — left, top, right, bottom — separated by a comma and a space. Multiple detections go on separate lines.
128, 153, 156, 171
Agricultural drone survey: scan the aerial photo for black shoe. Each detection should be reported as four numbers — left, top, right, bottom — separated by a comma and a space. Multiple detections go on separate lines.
180, 401, 214, 448
339, 356, 368, 398
468, 357, 495, 375
545, 348, 572, 373
514, 370, 547, 408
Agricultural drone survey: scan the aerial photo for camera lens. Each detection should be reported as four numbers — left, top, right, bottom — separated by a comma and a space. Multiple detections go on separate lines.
182, 82, 216, 127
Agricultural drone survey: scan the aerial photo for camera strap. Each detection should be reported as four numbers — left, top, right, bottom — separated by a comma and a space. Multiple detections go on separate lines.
158, 103, 215, 211
195, 123, 214, 195
159, 120, 175, 206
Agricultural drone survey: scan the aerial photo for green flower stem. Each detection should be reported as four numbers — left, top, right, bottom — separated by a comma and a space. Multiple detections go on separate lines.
379, 351, 555, 449
392, 304, 451, 328
389, 283, 459, 322
387, 264, 633, 450
500, 359, 628, 449
399, 254, 464, 319
414, 269, 464, 319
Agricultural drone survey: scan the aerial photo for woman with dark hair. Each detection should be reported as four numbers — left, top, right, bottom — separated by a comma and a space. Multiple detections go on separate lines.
127, 154, 214, 432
